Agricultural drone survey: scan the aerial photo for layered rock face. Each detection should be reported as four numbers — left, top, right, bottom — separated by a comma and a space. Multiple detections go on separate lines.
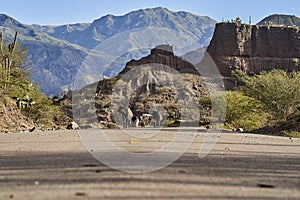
207, 23, 300, 78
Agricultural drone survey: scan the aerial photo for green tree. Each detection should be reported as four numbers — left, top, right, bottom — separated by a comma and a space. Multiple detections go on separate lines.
0, 34, 28, 94
198, 92, 227, 126
233, 69, 300, 123
225, 91, 268, 131
199, 91, 268, 131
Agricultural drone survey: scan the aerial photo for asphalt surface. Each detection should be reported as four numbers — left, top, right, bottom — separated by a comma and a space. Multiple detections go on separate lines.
0, 128, 299, 200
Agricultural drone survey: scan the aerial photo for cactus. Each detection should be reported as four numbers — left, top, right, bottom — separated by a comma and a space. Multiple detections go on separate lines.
0, 32, 3, 88
0, 31, 18, 90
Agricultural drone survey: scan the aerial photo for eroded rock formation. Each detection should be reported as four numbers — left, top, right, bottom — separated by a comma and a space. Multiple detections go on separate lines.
69, 45, 208, 128
207, 22, 300, 78
119, 45, 200, 76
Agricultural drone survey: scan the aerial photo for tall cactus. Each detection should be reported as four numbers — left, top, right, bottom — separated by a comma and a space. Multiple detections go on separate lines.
0, 32, 3, 88
7, 32, 18, 87
0, 31, 18, 90
0, 32, 3, 54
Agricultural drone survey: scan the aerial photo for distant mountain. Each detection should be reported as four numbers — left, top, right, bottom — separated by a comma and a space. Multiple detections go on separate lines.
257, 14, 300, 26
0, 14, 91, 96
33, 7, 216, 49
30, 23, 91, 46
0, 8, 217, 96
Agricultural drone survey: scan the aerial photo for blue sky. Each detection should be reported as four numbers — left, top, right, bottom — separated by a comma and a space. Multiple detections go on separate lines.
1, 0, 300, 25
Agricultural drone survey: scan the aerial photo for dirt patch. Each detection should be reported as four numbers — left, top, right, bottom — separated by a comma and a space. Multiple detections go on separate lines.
0, 97, 34, 132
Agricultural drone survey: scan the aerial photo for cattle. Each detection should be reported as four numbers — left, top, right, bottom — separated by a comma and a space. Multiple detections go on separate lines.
139, 114, 152, 127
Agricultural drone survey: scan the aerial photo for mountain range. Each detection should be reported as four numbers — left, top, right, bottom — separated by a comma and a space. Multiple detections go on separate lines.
0, 9, 299, 96
0, 7, 217, 96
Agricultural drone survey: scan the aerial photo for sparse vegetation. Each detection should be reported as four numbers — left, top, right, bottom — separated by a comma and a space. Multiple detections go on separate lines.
233, 69, 300, 123
197, 69, 300, 134
234, 17, 242, 26
163, 118, 176, 127
224, 91, 269, 131
284, 131, 300, 138
199, 91, 268, 132
230, 69, 300, 135
0, 32, 66, 130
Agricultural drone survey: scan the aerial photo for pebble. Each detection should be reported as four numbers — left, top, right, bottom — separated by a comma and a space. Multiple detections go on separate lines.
75, 192, 88, 196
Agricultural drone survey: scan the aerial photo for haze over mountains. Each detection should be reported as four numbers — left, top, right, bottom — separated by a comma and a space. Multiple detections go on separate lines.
0, 8, 299, 96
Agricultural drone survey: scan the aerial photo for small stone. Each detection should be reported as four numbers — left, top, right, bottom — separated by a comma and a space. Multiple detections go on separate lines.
75, 192, 87, 196
257, 183, 275, 188
178, 170, 187, 174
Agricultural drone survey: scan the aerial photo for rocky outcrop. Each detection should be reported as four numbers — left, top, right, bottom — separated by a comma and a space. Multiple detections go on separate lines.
0, 97, 35, 132
69, 45, 208, 128
118, 45, 200, 76
206, 22, 300, 78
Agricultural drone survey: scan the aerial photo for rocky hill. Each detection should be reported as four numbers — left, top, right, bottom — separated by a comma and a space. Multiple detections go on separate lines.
66, 45, 209, 128
119, 44, 200, 75
205, 21, 300, 88
0, 97, 34, 132
257, 14, 300, 26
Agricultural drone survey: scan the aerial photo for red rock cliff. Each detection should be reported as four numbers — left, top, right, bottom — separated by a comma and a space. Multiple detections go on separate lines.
207, 22, 300, 77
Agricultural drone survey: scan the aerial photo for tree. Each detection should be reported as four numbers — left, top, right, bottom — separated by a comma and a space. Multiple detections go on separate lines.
233, 69, 300, 123
0, 32, 19, 90
0, 32, 28, 94
199, 91, 268, 131
225, 91, 268, 131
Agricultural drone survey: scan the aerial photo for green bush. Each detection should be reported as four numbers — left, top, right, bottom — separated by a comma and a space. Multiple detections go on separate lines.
198, 91, 268, 132
225, 91, 269, 131
233, 69, 300, 123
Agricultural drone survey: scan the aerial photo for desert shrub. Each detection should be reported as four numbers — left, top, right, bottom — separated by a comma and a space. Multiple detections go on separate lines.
199, 91, 268, 132
0, 41, 64, 128
233, 69, 300, 124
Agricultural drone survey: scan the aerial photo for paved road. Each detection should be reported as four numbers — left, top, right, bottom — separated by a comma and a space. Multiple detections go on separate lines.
0, 129, 299, 200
